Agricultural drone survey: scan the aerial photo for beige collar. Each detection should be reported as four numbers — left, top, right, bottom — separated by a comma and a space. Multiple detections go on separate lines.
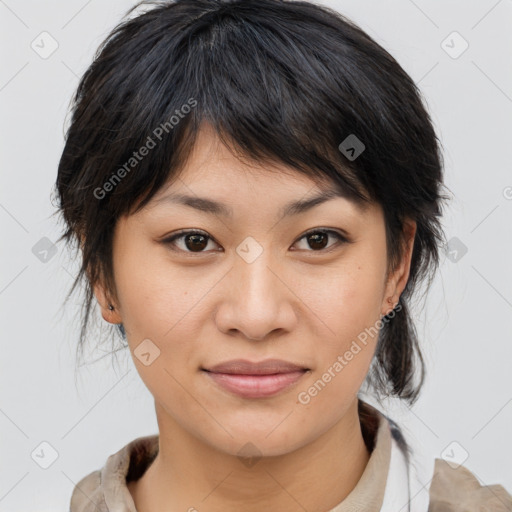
70, 400, 394, 512
71, 400, 512, 511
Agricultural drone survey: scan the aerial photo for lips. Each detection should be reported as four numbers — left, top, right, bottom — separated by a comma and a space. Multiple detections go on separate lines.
201, 358, 310, 398
202, 358, 309, 375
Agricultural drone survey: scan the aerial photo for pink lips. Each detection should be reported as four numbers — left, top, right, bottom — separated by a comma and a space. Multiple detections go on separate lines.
202, 358, 309, 398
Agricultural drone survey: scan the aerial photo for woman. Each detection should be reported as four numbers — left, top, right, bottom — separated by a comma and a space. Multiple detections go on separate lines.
55, 0, 512, 510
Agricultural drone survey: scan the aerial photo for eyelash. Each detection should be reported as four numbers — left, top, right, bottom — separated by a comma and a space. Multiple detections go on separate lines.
161, 228, 350, 255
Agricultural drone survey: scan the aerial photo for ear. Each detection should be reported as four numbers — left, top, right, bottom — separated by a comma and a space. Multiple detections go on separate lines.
381, 218, 417, 316
92, 280, 123, 324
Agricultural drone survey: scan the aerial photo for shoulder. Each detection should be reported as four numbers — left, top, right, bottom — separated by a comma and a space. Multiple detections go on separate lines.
68, 434, 159, 512
69, 470, 107, 512
428, 457, 512, 511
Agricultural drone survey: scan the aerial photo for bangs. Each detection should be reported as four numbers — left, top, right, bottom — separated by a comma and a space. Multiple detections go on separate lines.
66, 0, 395, 220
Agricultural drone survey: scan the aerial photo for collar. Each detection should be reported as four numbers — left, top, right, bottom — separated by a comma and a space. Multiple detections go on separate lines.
69, 403, 512, 512
70, 401, 404, 512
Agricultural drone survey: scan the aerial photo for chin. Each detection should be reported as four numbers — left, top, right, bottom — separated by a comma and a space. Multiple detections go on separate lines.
198, 421, 313, 460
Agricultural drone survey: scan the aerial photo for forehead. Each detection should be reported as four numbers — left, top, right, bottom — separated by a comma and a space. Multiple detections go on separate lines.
149, 123, 371, 217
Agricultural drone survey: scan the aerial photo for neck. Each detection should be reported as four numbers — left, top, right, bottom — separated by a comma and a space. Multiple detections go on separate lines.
129, 397, 373, 512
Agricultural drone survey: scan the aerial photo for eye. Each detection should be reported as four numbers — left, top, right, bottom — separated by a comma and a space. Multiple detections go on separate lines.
291, 229, 349, 252
162, 229, 221, 254
162, 228, 349, 255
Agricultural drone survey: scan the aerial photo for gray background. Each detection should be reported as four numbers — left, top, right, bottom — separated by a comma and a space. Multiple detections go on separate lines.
1, 0, 511, 510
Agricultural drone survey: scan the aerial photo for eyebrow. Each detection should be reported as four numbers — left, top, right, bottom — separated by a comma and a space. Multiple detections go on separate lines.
154, 188, 367, 219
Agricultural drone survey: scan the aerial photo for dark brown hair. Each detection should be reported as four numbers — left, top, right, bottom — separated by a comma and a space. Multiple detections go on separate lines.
54, 0, 449, 406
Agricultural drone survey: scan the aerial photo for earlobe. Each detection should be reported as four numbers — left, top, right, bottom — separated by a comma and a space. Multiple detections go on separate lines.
93, 282, 122, 324
381, 295, 398, 318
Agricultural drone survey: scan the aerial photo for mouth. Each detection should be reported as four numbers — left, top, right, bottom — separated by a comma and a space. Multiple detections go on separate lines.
202, 358, 310, 375
201, 359, 310, 398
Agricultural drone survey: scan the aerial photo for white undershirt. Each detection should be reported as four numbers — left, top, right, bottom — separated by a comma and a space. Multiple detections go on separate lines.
380, 431, 432, 512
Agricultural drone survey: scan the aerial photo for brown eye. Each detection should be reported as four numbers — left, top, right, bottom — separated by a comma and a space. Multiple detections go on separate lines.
292, 229, 348, 252
183, 233, 208, 252
162, 230, 220, 253
307, 232, 328, 250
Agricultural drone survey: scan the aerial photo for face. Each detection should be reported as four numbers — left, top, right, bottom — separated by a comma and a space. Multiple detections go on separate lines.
94, 123, 415, 457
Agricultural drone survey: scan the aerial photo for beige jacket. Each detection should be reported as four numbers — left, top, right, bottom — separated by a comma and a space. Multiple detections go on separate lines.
69, 402, 512, 511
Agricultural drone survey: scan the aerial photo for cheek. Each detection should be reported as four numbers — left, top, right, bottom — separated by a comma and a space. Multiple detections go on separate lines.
111, 235, 181, 342
111, 247, 203, 406
295, 265, 384, 416
112, 240, 219, 364
297, 257, 386, 345
295, 250, 387, 402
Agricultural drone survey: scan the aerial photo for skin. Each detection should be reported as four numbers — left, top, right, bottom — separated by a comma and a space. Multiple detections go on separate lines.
93, 122, 416, 512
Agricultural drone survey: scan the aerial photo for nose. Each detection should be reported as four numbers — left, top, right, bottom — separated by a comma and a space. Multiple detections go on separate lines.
214, 246, 298, 341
